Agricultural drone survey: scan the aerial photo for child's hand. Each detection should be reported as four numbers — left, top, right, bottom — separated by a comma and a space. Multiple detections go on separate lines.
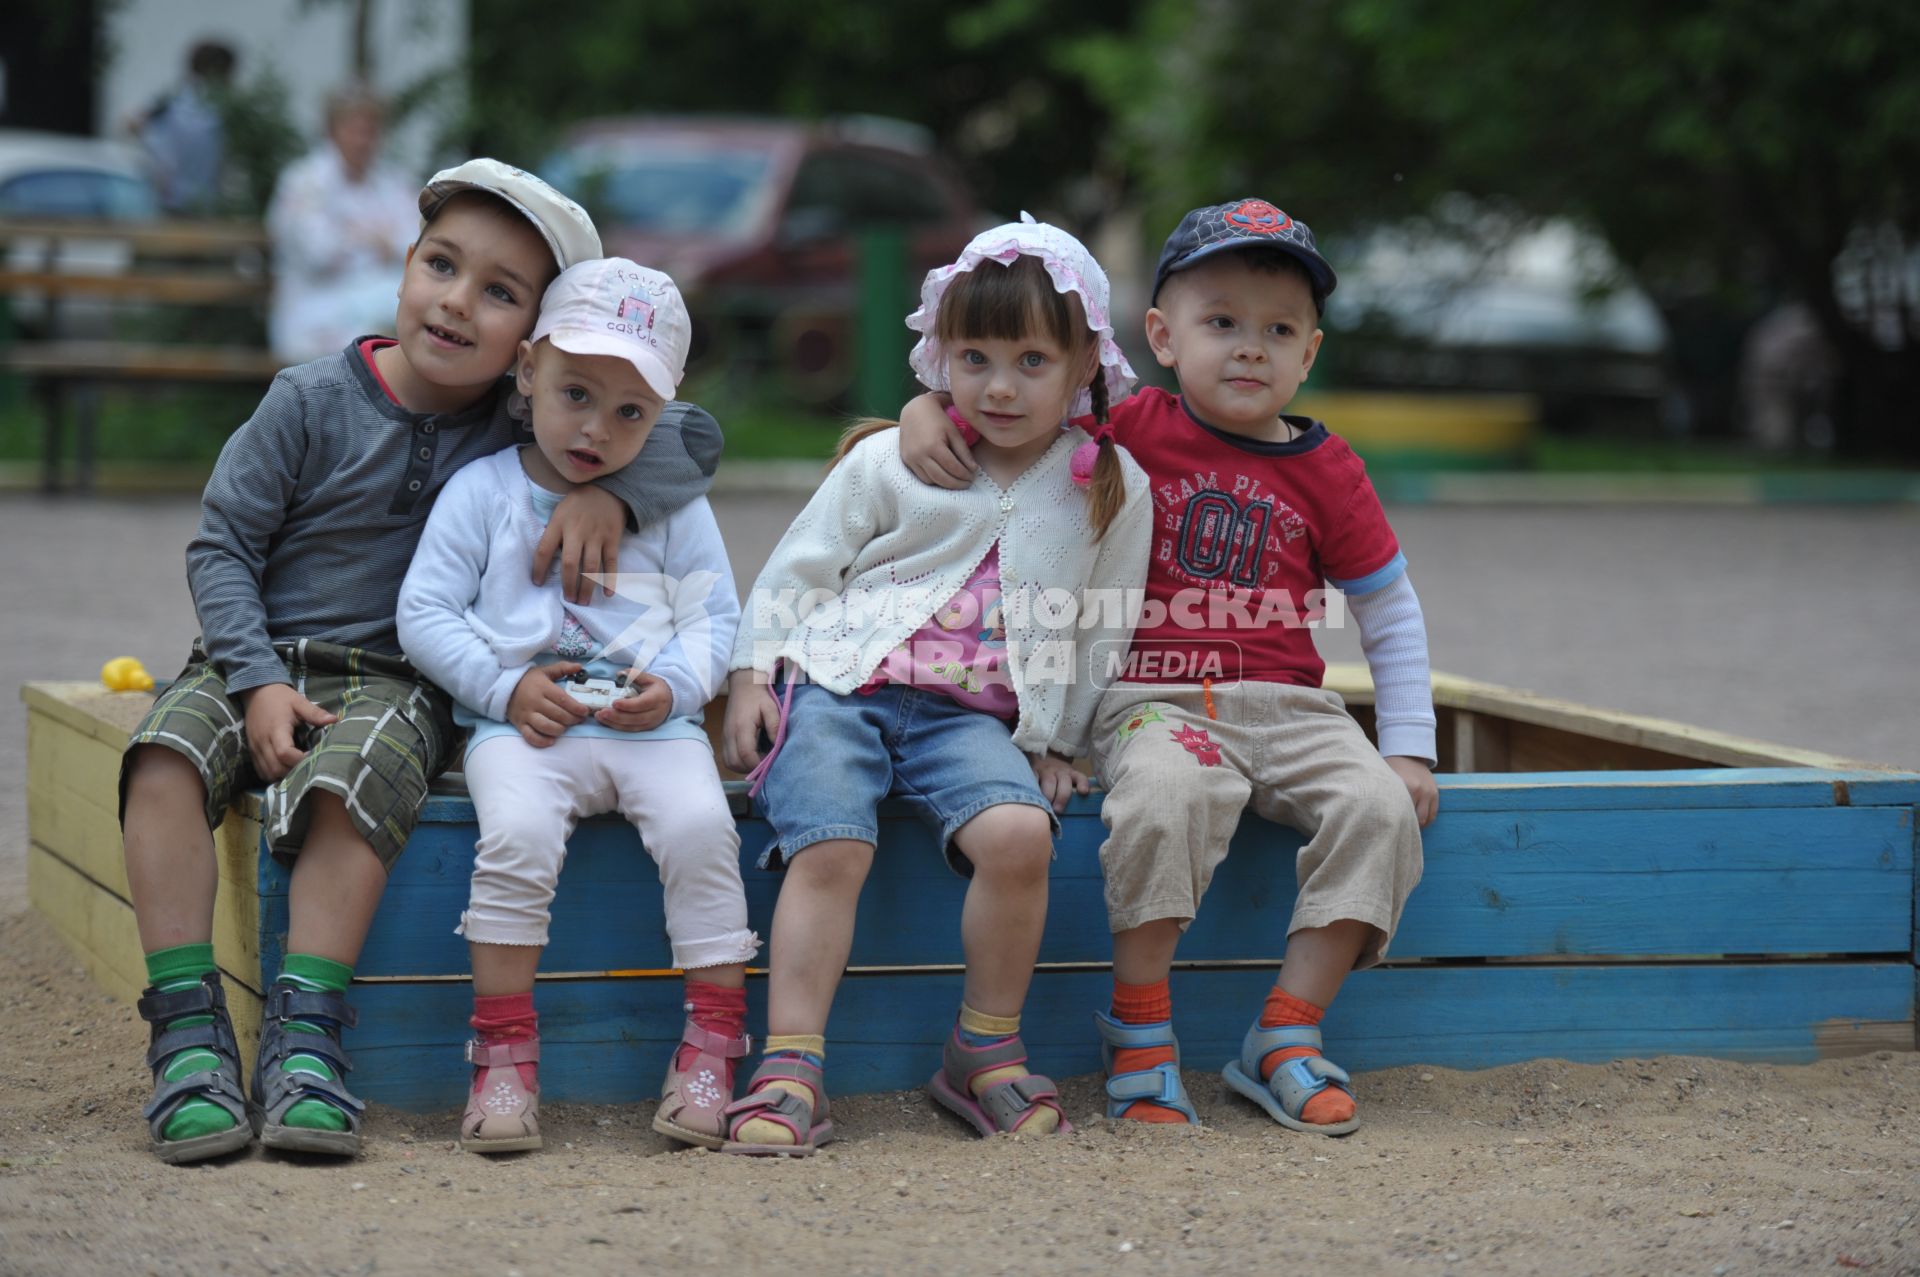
1030, 752, 1091, 814
506, 663, 590, 748
535, 485, 624, 605
901, 392, 975, 490
597, 670, 672, 733
239, 683, 338, 781
722, 671, 780, 772
1386, 756, 1439, 827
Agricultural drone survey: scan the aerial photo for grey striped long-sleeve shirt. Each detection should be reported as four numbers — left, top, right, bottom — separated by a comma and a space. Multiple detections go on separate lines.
186, 342, 722, 694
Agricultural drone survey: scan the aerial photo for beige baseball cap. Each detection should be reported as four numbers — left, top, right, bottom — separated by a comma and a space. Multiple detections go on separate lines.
531, 258, 691, 401
419, 158, 601, 271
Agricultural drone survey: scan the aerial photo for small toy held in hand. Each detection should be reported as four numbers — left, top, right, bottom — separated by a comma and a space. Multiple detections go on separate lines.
101, 657, 154, 692
561, 669, 640, 711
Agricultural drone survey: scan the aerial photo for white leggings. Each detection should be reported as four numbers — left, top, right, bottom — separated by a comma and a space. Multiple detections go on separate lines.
457, 733, 758, 971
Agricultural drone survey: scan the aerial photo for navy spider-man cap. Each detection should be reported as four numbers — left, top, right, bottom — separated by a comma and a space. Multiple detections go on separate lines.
1152, 198, 1337, 305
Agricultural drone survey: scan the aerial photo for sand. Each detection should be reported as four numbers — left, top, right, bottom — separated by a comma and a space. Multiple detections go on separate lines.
2, 911, 1914, 1276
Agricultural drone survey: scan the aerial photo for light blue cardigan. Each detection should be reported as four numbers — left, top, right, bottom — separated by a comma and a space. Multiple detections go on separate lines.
397, 446, 737, 741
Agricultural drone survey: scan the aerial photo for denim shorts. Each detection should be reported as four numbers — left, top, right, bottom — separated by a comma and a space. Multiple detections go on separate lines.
754, 682, 1056, 876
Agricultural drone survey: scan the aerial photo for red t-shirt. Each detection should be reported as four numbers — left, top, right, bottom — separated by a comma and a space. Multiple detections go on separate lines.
1102, 387, 1404, 687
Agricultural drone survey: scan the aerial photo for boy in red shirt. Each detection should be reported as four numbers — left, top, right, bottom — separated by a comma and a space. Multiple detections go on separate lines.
900, 199, 1437, 1133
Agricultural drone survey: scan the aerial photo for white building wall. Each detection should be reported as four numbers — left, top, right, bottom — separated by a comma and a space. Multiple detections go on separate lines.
99, 0, 469, 181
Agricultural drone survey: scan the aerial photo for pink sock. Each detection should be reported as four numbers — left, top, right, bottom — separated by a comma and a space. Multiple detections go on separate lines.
470, 991, 539, 1091
680, 978, 747, 1072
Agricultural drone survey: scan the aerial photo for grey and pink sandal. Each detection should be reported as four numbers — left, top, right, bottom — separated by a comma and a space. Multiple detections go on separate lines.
460, 1037, 542, 1154
720, 1055, 833, 1157
652, 1019, 751, 1149
926, 1028, 1071, 1137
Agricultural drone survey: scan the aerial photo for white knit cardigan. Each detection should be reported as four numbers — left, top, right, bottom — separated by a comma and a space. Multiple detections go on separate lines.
730, 428, 1151, 758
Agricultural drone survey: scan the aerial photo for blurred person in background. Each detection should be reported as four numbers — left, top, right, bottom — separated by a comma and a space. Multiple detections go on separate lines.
128, 39, 236, 214
266, 83, 419, 362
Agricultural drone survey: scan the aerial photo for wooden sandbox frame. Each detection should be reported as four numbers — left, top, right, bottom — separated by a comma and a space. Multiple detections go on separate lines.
25, 668, 1917, 1109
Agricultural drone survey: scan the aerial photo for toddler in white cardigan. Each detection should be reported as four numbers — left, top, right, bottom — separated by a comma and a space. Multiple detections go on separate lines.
397, 258, 756, 1155
718, 218, 1151, 1154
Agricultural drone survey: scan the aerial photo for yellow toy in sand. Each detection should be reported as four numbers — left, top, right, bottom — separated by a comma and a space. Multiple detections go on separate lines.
101, 657, 154, 692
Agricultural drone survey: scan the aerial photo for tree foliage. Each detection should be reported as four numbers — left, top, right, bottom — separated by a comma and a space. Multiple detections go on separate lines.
461, 0, 1145, 223
1078, 0, 1920, 453
462, 0, 1920, 454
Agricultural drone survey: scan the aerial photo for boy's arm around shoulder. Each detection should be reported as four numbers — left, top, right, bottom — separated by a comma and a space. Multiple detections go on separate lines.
727, 437, 890, 674
591, 398, 723, 530
186, 373, 308, 694
1051, 452, 1153, 759
638, 497, 740, 718
396, 464, 529, 720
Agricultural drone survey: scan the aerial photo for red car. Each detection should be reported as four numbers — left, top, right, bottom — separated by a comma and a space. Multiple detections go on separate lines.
541, 115, 982, 401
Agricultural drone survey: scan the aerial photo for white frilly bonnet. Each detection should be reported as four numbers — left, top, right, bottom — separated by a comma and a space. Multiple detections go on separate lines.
905, 212, 1136, 422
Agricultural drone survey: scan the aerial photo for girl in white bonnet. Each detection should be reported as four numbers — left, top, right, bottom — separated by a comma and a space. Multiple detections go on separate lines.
720, 217, 1152, 1153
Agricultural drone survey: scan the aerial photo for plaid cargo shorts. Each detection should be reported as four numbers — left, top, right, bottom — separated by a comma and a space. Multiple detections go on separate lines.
120, 639, 457, 870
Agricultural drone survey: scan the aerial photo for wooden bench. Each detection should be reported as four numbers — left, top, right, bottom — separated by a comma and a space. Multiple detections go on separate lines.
24, 669, 1919, 1110
0, 216, 284, 492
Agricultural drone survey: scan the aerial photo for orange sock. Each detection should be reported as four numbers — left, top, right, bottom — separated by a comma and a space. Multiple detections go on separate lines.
1258, 987, 1355, 1127
1108, 978, 1189, 1124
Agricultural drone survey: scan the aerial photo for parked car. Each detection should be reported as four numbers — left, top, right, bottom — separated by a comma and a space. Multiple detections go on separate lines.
0, 128, 163, 338
1326, 215, 1673, 434
541, 115, 981, 401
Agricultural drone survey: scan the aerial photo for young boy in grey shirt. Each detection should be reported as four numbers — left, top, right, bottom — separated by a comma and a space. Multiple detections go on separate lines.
119, 160, 723, 1163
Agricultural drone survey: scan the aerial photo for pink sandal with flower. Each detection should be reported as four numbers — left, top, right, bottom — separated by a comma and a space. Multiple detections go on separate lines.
460, 1037, 542, 1154
652, 1019, 751, 1149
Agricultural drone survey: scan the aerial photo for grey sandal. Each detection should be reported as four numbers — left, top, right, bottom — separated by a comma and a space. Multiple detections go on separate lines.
251, 982, 367, 1156
137, 971, 255, 1164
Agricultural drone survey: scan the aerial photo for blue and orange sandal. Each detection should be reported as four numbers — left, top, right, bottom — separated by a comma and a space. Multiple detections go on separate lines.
926, 1028, 1070, 1137
721, 1056, 833, 1157
251, 982, 367, 1156
1220, 1020, 1360, 1136
1092, 1009, 1199, 1124
137, 971, 256, 1164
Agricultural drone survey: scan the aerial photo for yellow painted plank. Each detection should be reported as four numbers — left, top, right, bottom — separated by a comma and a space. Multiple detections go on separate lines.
27, 780, 263, 963
22, 681, 152, 747
30, 836, 261, 997
211, 813, 265, 978
28, 843, 148, 1000
1291, 391, 1536, 450
27, 775, 129, 897
224, 974, 262, 1062
28, 709, 129, 815
30, 844, 266, 1062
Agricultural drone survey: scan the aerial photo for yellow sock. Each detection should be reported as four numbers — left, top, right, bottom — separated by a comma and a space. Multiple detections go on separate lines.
958, 1004, 1058, 1136
736, 1034, 824, 1147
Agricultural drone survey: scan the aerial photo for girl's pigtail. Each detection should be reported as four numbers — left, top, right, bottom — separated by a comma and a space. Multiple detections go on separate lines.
1078, 370, 1125, 539
830, 417, 900, 469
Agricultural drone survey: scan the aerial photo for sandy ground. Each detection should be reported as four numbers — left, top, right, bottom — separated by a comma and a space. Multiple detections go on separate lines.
2, 911, 1915, 1276
3, 493, 1919, 1274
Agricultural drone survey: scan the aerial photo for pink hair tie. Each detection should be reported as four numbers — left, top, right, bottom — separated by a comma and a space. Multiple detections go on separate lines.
944, 403, 981, 446
1071, 424, 1113, 487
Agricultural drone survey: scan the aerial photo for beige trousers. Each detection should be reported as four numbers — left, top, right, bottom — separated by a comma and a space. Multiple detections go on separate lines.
1091, 682, 1423, 966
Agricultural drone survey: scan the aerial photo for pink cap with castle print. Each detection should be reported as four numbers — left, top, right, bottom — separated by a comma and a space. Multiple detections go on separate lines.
529, 257, 691, 401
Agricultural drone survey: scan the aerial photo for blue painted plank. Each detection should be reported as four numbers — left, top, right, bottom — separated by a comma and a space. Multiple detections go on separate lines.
335, 961, 1916, 1110
1434, 769, 1920, 812
369, 767, 1920, 828
256, 802, 1913, 978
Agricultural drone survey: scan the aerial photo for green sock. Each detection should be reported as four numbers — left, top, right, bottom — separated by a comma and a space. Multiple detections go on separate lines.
274, 954, 355, 1133
145, 943, 238, 1143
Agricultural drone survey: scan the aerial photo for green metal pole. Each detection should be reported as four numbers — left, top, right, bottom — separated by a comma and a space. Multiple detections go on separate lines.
855, 227, 910, 417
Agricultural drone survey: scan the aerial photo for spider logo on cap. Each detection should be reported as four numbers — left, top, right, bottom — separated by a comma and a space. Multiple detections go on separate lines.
1224, 200, 1293, 236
